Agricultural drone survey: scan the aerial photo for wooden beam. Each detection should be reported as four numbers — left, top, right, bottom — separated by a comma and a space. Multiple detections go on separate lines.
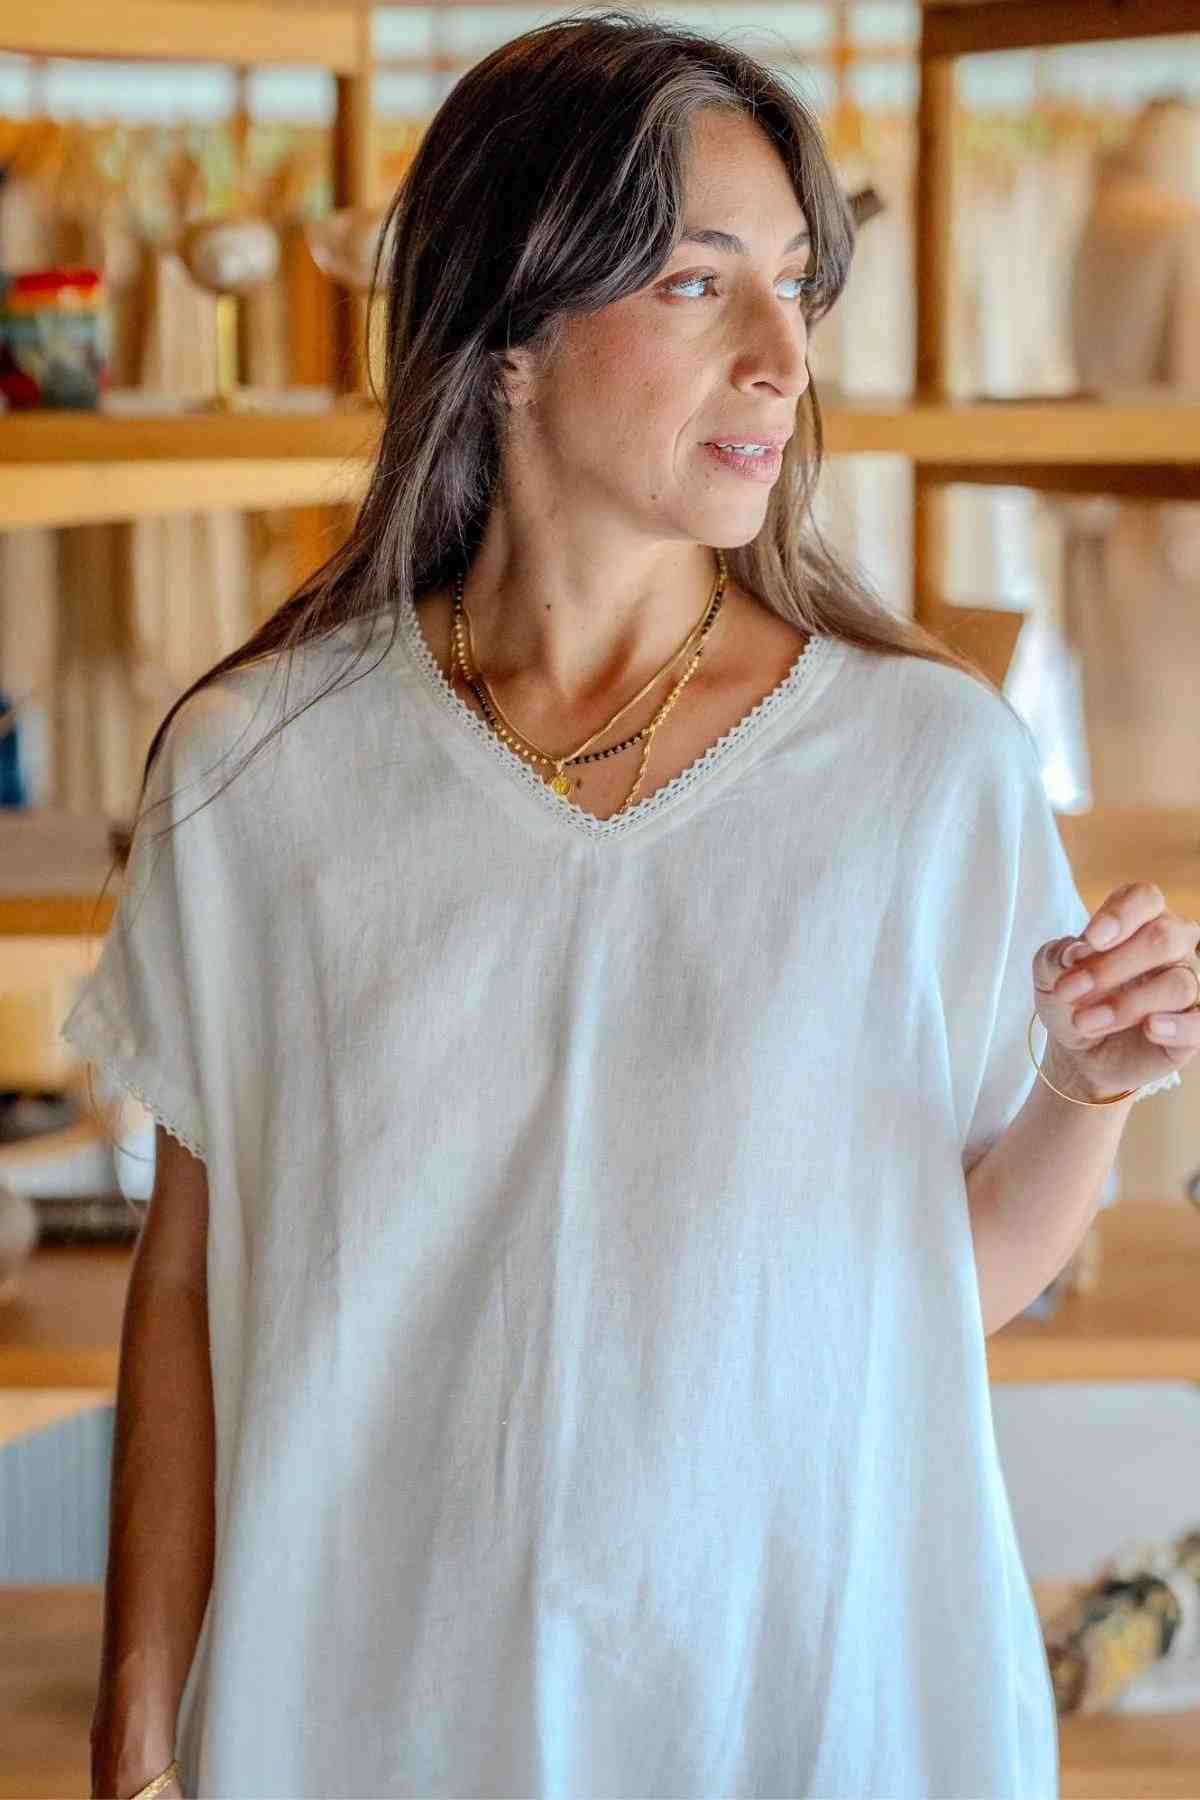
913, 32, 956, 632
331, 4, 376, 396
924, 0, 1200, 60
0, 409, 382, 462
0, 0, 372, 70
0, 460, 368, 529
922, 461, 1200, 498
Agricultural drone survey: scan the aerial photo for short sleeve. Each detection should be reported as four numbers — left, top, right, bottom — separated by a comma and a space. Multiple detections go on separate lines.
957, 711, 1184, 1177
955, 713, 1095, 1179
60, 710, 211, 1164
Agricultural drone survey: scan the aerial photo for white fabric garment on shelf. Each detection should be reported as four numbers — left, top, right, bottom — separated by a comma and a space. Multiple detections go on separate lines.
63, 595, 1160, 1800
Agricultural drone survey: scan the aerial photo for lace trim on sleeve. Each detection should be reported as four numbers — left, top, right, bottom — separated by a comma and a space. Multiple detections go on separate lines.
1132, 1067, 1183, 1102
60, 1009, 208, 1165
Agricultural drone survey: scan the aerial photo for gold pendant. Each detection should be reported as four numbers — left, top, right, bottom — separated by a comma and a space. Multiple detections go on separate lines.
550, 772, 572, 796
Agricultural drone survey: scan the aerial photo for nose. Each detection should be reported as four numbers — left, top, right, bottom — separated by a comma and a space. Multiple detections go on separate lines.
736, 289, 809, 400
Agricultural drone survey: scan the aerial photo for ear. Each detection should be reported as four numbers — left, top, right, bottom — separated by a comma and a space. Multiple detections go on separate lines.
496, 346, 538, 411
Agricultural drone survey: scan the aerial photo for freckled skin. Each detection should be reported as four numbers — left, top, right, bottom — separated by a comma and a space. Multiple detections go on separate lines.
508, 109, 810, 552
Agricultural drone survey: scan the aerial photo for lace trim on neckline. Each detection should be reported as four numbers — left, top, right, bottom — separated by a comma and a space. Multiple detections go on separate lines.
396, 588, 834, 838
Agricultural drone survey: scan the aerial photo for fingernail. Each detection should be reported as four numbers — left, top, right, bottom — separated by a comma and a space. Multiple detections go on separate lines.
1090, 915, 1119, 947
1149, 1015, 1177, 1038
1057, 971, 1094, 1000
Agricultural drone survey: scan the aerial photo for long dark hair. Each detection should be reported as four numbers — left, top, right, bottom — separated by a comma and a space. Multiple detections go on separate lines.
79, 4, 1033, 1185
120, 2, 1018, 854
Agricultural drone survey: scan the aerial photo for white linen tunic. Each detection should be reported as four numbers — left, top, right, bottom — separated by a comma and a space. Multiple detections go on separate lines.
61, 591, 1122, 1799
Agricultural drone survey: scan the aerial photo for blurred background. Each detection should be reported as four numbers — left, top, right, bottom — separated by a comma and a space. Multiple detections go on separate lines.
0, 4, 1198, 1794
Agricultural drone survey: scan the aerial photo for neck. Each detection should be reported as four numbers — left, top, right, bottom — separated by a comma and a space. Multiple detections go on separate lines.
458, 528, 723, 712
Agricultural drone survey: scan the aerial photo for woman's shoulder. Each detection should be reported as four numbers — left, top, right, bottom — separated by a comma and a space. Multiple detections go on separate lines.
167, 609, 399, 755
862, 640, 1033, 752
831, 639, 1041, 816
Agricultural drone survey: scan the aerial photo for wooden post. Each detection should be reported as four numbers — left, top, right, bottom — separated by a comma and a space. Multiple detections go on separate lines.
331, 0, 376, 398
913, 24, 956, 634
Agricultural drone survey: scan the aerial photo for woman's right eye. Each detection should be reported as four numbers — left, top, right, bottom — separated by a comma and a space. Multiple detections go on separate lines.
664, 273, 715, 298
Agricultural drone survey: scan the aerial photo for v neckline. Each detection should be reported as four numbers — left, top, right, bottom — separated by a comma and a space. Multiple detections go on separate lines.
393, 581, 844, 842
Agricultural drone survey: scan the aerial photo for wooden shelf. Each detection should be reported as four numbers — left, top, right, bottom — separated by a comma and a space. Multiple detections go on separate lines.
822, 394, 1200, 485
988, 1202, 1200, 1383
4, 398, 1199, 528
0, 0, 372, 69
0, 810, 122, 939
922, 0, 1200, 61
0, 406, 376, 529
2, 1202, 1195, 1391
0, 1243, 132, 1389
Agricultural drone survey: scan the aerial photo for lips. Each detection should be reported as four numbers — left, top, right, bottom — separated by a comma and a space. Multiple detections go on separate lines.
704, 441, 784, 482
705, 432, 792, 449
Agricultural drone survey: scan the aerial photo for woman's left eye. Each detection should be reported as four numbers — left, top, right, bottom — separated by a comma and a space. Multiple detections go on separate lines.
664, 272, 813, 301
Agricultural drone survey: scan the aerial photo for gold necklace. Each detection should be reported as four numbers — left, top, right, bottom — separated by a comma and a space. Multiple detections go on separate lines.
449, 551, 727, 803
457, 552, 725, 774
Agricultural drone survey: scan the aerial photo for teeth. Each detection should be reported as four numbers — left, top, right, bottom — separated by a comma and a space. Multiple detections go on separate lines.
716, 442, 769, 454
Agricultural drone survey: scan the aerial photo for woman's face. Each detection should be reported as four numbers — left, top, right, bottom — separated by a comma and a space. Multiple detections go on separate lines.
511, 107, 814, 550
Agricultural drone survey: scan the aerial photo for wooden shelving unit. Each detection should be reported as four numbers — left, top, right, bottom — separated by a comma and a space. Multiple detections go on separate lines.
2, 4, 1198, 1794
916, 6, 1200, 1795
912, 0, 1200, 612
0, 6, 377, 1792
0, 0, 378, 402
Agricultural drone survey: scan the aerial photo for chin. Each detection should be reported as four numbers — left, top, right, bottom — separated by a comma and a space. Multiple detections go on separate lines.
706, 524, 763, 550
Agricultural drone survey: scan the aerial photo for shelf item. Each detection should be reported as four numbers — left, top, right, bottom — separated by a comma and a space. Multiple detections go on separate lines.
0, 0, 377, 412
1033, 1577, 1200, 1800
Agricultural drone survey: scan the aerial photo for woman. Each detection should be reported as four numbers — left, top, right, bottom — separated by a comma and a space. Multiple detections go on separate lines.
67, 10, 1196, 1798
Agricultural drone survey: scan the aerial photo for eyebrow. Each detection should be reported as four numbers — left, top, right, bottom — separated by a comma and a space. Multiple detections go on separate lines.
676, 227, 811, 255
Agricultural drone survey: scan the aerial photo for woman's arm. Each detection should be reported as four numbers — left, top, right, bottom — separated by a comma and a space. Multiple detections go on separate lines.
90, 1125, 215, 1799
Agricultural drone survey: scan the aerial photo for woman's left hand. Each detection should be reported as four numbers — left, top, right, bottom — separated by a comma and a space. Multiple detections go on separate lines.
1034, 883, 1200, 1100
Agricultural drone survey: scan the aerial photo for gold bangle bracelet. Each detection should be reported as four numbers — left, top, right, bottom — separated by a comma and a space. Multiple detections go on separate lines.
126, 1758, 181, 1800
1027, 1009, 1140, 1107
